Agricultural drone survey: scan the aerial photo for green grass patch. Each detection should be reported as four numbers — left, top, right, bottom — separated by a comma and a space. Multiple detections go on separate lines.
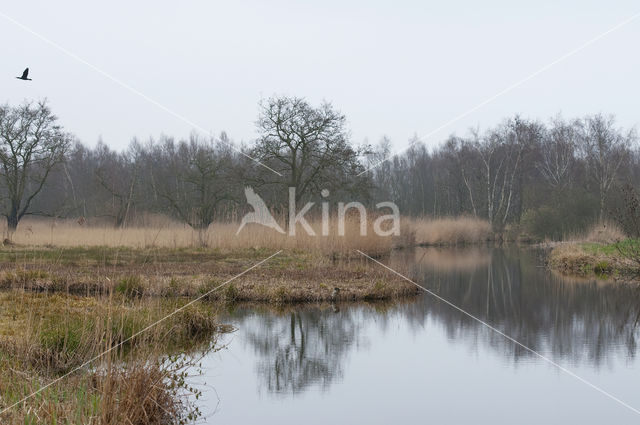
115, 275, 145, 299
582, 239, 640, 256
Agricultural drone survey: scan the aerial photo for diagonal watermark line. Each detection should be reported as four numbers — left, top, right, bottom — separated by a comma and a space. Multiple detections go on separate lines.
356, 249, 640, 416
358, 11, 640, 176
0, 249, 282, 418
0, 11, 283, 177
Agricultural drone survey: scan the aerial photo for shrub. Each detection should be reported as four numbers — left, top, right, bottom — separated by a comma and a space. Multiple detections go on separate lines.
612, 184, 640, 238
522, 195, 598, 241
593, 260, 611, 275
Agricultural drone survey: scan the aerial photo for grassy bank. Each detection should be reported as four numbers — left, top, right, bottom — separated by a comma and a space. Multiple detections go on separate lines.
549, 240, 640, 280
0, 246, 419, 303
0, 290, 226, 424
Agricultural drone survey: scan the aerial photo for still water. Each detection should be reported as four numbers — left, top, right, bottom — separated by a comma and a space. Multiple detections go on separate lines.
194, 247, 640, 424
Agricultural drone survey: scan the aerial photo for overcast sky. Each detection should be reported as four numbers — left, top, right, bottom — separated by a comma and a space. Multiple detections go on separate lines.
2, 0, 639, 152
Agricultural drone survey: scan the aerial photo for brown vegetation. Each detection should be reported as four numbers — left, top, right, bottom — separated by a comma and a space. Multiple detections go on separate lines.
405, 216, 493, 246
6, 216, 396, 255
0, 238, 419, 422
548, 224, 640, 280
0, 290, 225, 424
0, 246, 418, 303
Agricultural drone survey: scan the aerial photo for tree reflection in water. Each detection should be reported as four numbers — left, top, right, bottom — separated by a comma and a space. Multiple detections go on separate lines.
395, 247, 640, 366
220, 248, 640, 396
223, 305, 371, 395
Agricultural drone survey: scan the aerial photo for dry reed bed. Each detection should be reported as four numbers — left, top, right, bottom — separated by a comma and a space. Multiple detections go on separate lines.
6, 215, 495, 252
7, 217, 395, 255
403, 216, 493, 246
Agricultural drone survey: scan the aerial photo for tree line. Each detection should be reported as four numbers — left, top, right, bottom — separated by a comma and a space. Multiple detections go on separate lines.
0, 97, 638, 240
368, 114, 639, 239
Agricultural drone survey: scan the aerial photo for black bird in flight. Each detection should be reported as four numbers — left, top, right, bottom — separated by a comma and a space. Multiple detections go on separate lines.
16, 68, 32, 81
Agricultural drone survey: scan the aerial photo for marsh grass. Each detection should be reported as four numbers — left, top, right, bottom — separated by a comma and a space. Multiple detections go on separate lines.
0, 216, 424, 422
572, 221, 626, 244
0, 247, 418, 304
5, 215, 495, 254
115, 275, 145, 299
549, 240, 640, 278
0, 290, 224, 424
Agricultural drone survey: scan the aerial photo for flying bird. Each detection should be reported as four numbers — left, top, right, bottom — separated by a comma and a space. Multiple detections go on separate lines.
16, 68, 32, 81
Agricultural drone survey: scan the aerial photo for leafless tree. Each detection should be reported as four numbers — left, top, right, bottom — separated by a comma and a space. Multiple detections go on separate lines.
94, 140, 141, 227
253, 96, 364, 221
0, 101, 71, 232
577, 114, 634, 222
471, 117, 541, 228
536, 116, 578, 189
3, 98, 639, 242
149, 133, 238, 231
446, 135, 479, 216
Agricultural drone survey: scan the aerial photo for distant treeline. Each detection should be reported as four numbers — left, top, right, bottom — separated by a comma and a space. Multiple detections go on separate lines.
368, 114, 639, 239
2, 97, 638, 239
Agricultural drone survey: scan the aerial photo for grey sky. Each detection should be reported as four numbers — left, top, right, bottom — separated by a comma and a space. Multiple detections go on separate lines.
2, 0, 639, 152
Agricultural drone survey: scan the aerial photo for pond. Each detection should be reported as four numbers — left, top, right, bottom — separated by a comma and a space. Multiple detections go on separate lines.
193, 247, 640, 424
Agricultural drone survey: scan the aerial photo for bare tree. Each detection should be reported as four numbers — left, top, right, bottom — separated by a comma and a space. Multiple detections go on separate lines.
0, 101, 71, 232
94, 140, 141, 227
536, 116, 577, 189
577, 114, 633, 222
445, 135, 479, 216
472, 117, 540, 227
253, 96, 364, 221
150, 134, 238, 231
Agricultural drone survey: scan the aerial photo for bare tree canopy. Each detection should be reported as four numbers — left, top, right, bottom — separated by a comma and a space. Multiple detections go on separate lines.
577, 114, 635, 222
149, 133, 239, 230
0, 101, 71, 231
1, 98, 638, 242
253, 96, 365, 212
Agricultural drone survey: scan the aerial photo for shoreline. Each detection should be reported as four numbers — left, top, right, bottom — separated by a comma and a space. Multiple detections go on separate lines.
547, 242, 640, 284
0, 245, 419, 422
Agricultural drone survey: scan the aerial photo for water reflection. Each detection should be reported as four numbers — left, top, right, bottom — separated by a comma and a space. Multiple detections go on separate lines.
399, 247, 640, 366
222, 305, 371, 395
218, 247, 640, 397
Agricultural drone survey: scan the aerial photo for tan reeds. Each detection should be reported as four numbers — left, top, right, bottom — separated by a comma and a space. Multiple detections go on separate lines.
404, 216, 493, 246
6, 215, 495, 253
6, 215, 395, 255
580, 221, 625, 244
